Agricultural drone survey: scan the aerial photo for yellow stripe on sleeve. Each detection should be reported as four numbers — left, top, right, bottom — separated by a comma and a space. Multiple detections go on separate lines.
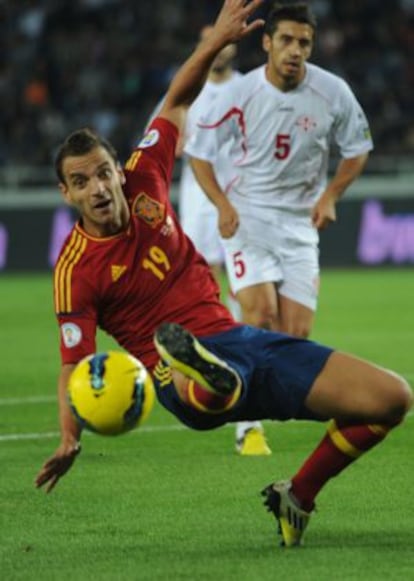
65, 235, 87, 312
54, 230, 79, 312
54, 230, 87, 313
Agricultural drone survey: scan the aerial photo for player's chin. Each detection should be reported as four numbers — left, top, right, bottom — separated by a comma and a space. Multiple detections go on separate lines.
283, 67, 301, 83
91, 208, 118, 227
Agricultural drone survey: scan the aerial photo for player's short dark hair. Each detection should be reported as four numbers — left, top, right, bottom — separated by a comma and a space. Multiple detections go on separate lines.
55, 128, 118, 184
264, 2, 317, 38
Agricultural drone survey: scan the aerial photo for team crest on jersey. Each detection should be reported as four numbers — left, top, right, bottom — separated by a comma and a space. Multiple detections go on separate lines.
138, 129, 160, 148
61, 322, 82, 348
295, 115, 317, 132
133, 193, 165, 228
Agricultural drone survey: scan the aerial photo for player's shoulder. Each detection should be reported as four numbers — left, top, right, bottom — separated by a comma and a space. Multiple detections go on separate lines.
240, 65, 264, 85
305, 63, 354, 101
54, 225, 90, 276
229, 66, 266, 101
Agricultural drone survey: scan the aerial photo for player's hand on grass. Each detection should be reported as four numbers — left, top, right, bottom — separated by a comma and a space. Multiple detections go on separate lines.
35, 440, 81, 493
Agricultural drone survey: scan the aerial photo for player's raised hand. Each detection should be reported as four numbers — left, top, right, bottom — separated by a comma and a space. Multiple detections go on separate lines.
211, 0, 265, 45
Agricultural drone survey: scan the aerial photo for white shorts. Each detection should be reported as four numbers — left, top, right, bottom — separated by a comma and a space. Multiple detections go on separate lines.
221, 210, 320, 311
181, 208, 225, 266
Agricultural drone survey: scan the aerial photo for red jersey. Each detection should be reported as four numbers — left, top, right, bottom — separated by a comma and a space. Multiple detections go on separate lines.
54, 118, 235, 370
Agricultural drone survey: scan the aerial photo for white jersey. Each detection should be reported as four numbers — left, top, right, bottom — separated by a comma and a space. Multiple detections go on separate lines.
185, 63, 373, 212
179, 71, 242, 217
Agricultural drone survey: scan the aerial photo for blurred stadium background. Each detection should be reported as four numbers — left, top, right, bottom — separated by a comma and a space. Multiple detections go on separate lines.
0, 0, 413, 270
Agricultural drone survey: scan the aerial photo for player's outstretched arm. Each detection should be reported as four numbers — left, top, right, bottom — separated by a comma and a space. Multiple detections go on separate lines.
159, 0, 264, 129
35, 364, 82, 493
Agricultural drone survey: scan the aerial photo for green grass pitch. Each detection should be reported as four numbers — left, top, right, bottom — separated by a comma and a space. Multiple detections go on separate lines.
0, 270, 413, 580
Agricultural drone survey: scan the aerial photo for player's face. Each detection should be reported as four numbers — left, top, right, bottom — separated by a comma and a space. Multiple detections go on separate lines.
263, 20, 314, 90
59, 146, 129, 237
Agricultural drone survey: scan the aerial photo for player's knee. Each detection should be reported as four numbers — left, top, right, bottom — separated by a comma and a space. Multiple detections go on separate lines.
383, 374, 413, 425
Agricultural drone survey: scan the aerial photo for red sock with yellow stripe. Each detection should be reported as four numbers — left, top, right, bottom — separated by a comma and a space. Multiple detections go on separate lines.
291, 420, 390, 511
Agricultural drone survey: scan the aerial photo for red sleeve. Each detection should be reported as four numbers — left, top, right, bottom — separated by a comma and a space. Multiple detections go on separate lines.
123, 117, 178, 204
54, 242, 98, 364
57, 313, 97, 365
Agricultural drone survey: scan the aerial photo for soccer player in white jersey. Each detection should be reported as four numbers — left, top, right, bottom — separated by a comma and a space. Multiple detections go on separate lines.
146, 26, 271, 456
186, 2, 373, 341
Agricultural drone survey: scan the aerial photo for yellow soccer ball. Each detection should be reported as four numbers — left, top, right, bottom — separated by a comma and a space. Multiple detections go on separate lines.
68, 351, 154, 436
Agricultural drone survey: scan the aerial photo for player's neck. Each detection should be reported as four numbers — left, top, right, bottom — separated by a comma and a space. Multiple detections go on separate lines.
265, 64, 306, 92
80, 207, 130, 238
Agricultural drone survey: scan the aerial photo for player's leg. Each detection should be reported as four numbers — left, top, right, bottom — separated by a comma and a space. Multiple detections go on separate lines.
233, 290, 277, 456
278, 295, 315, 338
221, 225, 277, 452
222, 216, 283, 330
236, 282, 280, 329
233, 229, 318, 453
179, 195, 246, 417
277, 235, 319, 338
154, 322, 242, 412
263, 351, 412, 547
191, 213, 270, 450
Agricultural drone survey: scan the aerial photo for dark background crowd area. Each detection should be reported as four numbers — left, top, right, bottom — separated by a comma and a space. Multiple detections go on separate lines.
1, 0, 414, 174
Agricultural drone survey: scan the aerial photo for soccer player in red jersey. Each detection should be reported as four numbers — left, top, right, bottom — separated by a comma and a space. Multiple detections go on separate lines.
36, 0, 412, 548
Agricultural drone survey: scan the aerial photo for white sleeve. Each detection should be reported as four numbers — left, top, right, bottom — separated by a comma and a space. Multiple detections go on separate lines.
332, 80, 374, 158
184, 91, 240, 165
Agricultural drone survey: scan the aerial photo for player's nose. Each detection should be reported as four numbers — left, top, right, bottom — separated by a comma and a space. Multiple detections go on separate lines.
91, 175, 107, 195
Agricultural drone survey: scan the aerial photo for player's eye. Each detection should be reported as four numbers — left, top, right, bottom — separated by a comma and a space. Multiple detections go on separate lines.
72, 177, 87, 188
99, 168, 112, 180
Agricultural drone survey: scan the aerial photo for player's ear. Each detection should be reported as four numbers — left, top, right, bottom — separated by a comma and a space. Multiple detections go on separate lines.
262, 33, 271, 54
59, 182, 72, 205
117, 163, 126, 185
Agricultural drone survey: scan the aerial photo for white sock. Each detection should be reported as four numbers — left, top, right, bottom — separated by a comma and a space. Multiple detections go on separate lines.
236, 421, 263, 441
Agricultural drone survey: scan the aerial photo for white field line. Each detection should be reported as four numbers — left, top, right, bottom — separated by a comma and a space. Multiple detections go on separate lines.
0, 411, 412, 444
0, 395, 56, 406
0, 423, 188, 442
